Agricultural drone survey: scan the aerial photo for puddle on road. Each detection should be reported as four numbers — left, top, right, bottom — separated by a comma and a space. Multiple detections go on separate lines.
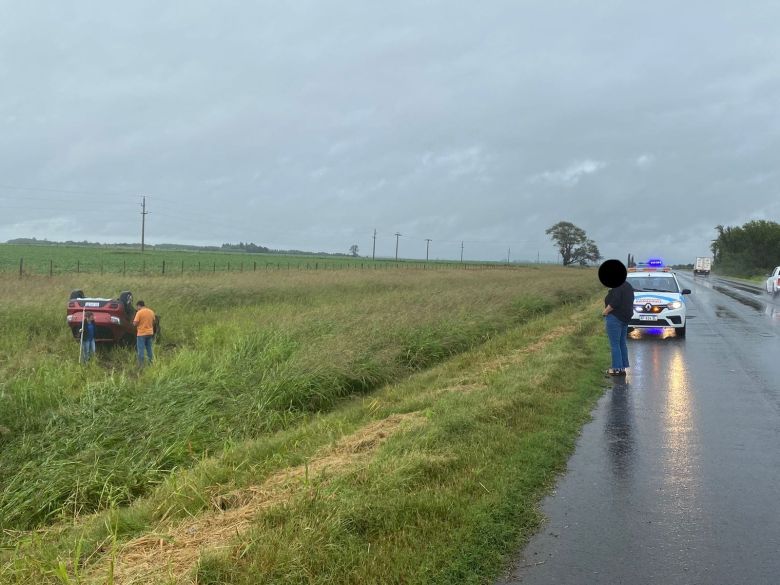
714, 305, 738, 319
713, 286, 764, 312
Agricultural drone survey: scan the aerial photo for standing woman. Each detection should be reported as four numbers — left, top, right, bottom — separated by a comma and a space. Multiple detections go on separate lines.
600, 260, 634, 376
80, 311, 97, 364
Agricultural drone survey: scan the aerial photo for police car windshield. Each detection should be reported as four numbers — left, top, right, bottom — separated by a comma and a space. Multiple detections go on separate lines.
627, 276, 679, 293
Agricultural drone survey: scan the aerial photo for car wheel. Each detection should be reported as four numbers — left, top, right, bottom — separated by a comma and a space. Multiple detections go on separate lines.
677, 325, 686, 338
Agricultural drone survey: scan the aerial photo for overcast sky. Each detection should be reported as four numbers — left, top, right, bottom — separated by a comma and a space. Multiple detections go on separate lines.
1, 1, 778, 262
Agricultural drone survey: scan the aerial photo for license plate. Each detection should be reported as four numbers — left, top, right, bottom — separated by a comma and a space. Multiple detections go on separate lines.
639, 315, 656, 321
85, 302, 100, 307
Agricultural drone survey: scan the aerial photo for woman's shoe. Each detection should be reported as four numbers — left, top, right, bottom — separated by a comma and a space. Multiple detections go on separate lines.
605, 368, 622, 376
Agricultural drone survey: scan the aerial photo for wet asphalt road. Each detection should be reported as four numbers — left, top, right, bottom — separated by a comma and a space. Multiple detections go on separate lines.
498, 273, 780, 585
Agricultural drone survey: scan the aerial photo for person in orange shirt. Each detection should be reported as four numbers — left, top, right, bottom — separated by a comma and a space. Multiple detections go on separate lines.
132, 300, 156, 366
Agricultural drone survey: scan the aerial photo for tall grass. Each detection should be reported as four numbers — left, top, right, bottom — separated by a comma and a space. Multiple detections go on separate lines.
0, 267, 599, 535
1, 298, 608, 585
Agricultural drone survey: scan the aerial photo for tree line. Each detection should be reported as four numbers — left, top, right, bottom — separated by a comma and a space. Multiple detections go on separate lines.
711, 220, 780, 276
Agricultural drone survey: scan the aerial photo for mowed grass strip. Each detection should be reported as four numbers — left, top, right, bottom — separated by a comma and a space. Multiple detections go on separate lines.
0, 267, 598, 535
2, 300, 609, 584
185, 306, 608, 585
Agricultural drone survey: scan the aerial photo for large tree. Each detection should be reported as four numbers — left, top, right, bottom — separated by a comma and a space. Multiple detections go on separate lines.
545, 221, 601, 266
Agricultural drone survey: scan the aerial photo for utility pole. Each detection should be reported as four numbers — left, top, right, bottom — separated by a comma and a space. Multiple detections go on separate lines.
507, 248, 511, 264
425, 238, 432, 261
460, 241, 464, 263
394, 232, 402, 261
372, 228, 377, 261
140, 195, 150, 253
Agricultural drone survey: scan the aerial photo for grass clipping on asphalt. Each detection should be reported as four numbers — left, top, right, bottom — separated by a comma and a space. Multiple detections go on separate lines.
73, 302, 606, 585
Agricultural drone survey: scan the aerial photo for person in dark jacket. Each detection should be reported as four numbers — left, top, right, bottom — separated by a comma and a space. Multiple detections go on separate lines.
80, 311, 96, 364
603, 279, 635, 375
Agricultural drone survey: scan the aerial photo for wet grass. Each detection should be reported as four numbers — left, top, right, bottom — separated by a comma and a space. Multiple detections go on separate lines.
0, 266, 606, 584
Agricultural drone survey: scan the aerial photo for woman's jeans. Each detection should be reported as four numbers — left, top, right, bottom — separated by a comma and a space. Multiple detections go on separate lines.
81, 339, 96, 363
605, 314, 629, 369
137, 335, 154, 366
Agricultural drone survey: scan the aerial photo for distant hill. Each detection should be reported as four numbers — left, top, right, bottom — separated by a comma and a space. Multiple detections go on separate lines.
4, 238, 352, 257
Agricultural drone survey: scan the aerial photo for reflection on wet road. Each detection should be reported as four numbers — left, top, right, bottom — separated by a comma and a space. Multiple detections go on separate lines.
499, 273, 780, 585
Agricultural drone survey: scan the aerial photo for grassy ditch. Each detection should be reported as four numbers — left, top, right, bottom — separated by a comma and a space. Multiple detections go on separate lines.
0, 267, 598, 535
1, 293, 608, 584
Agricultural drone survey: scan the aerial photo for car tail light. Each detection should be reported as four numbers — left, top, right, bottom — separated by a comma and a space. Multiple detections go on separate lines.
68, 302, 76, 308
109, 303, 119, 309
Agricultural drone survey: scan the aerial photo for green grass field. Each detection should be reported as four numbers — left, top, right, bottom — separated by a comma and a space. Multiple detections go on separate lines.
0, 263, 608, 584
0, 243, 495, 276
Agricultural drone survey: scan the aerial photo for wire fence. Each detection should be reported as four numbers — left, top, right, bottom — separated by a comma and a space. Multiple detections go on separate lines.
7, 256, 543, 278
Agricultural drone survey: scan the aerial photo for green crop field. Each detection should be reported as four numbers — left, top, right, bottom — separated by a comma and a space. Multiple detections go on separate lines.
0, 264, 608, 584
0, 243, 491, 277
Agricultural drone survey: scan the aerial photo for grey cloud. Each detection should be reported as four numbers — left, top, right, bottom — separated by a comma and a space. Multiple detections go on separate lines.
1, 1, 779, 262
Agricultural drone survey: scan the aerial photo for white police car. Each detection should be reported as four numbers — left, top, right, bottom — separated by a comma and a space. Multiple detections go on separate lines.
627, 266, 691, 337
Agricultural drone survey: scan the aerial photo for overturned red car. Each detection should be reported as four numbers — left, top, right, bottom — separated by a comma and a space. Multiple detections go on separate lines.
66, 290, 159, 344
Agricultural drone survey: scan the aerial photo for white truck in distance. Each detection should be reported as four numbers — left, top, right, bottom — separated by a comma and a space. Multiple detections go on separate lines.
766, 266, 780, 297
694, 257, 712, 276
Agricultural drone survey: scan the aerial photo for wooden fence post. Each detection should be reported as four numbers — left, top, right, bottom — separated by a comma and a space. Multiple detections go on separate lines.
50, 260, 53, 277
19, 257, 23, 277
181, 260, 184, 275
162, 260, 166, 275
77, 260, 80, 274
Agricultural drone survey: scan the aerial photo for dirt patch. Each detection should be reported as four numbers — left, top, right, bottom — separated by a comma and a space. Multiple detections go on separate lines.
88, 412, 425, 585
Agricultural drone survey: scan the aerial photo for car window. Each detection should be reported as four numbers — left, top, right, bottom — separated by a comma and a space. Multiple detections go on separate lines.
627, 276, 679, 293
